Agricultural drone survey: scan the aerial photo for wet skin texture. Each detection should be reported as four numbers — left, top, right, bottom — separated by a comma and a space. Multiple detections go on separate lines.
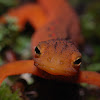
0, 0, 100, 87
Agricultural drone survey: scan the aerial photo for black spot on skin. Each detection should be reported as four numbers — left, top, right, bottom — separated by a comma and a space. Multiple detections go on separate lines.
48, 34, 52, 37
60, 42, 68, 53
48, 27, 50, 31
54, 42, 58, 49
65, 44, 68, 48
50, 21, 55, 25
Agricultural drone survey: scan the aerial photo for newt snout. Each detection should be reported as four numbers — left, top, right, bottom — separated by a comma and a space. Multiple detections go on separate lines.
33, 39, 82, 76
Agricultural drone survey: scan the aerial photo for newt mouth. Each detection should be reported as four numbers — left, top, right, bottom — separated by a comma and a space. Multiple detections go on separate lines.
34, 62, 77, 76
34, 65, 78, 82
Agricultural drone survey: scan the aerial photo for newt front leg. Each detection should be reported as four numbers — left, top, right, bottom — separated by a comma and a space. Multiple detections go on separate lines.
76, 71, 100, 87
0, 60, 40, 86
0, 0, 100, 88
32, 40, 100, 87
1, 42, 100, 87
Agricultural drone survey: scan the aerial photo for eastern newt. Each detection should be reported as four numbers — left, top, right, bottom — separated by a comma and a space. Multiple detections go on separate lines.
0, 0, 100, 87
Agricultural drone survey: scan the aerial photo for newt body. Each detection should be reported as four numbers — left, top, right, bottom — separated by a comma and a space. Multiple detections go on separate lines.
0, 0, 100, 87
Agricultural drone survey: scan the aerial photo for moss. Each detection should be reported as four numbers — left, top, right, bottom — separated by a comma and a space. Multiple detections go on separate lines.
0, 83, 22, 100
0, 16, 19, 52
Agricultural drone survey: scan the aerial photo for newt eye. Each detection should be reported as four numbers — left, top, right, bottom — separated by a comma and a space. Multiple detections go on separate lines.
73, 58, 82, 66
35, 47, 41, 54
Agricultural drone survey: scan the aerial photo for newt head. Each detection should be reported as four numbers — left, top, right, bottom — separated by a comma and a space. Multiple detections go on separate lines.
33, 39, 82, 77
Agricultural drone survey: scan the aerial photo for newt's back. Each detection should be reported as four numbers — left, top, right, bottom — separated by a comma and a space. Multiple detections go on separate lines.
32, 0, 84, 49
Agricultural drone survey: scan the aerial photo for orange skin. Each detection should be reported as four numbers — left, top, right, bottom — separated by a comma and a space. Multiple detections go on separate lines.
0, 0, 100, 87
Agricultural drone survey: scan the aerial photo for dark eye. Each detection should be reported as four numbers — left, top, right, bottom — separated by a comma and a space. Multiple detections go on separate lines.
35, 47, 41, 54
74, 58, 82, 65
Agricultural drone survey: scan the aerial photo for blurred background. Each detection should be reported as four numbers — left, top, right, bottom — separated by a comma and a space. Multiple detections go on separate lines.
0, 0, 100, 100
